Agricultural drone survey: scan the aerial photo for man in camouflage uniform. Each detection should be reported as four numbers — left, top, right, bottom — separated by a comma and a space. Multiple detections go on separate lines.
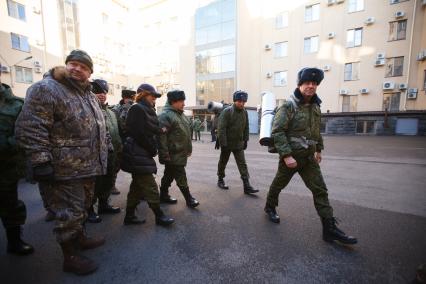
216, 90, 258, 195
0, 63, 34, 255
192, 116, 202, 141
88, 79, 122, 223
158, 90, 199, 208
15, 50, 108, 275
264, 67, 357, 245
112, 89, 136, 141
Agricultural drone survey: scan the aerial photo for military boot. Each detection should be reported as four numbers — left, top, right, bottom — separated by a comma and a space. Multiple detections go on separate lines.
160, 186, 177, 204
123, 207, 146, 225
264, 206, 280, 223
217, 178, 229, 190
150, 204, 174, 226
77, 231, 105, 250
61, 240, 98, 275
321, 217, 358, 245
179, 187, 200, 208
98, 200, 121, 214
87, 205, 102, 223
6, 226, 34, 255
242, 178, 259, 194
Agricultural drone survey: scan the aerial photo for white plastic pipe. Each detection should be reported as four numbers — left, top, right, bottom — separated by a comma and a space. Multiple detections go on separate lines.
259, 91, 276, 146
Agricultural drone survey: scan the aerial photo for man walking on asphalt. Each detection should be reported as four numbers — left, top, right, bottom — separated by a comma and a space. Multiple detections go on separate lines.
15, 49, 108, 275
264, 67, 357, 245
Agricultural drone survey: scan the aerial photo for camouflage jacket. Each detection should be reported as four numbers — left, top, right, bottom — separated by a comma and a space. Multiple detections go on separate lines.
272, 88, 324, 159
112, 100, 133, 139
15, 67, 108, 180
158, 102, 192, 166
217, 104, 249, 150
0, 83, 25, 178
102, 104, 122, 155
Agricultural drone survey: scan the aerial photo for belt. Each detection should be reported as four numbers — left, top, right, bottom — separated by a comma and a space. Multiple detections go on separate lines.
290, 136, 318, 149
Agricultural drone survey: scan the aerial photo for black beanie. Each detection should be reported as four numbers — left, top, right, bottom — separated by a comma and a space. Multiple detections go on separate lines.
65, 49, 93, 73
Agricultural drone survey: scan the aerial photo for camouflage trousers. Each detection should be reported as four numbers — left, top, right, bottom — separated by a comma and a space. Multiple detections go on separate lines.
39, 178, 95, 243
266, 155, 333, 219
160, 164, 189, 192
126, 174, 160, 209
0, 177, 26, 228
217, 149, 249, 179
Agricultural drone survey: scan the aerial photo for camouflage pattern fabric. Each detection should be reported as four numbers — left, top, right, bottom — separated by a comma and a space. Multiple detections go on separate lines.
217, 104, 249, 150
217, 149, 249, 179
160, 164, 189, 191
112, 101, 133, 140
15, 67, 108, 180
126, 174, 160, 209
40, 177, 95, 243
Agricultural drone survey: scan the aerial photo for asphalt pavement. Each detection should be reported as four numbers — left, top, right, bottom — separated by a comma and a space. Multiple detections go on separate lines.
0, 135, 425, 283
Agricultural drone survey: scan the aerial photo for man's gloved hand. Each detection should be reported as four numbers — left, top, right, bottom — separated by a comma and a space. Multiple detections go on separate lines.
243, 141, 248, 150
33, 162, 54, 182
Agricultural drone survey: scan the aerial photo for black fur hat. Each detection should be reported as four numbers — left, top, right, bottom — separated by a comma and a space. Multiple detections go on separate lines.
297, 67, 324, 86
233, 90, 248, 102
167, 90, 186, 103
91, 79, 109, 94
121, 89, 136, 98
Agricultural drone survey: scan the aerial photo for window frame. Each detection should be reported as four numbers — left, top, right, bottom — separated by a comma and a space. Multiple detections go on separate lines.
273, 71, 287, 87
304, 36, 319, 54
344, 62, 360, 81
15, 66, 33, 84
274, 41, 288, 58
348, 0, 364, 13
385, 56, 404, 77
275, 11, 288, 29
10, 33, 30, 52
388, 19, 407, 41
346, 28, 363, 48
7, 0, 26, 21
342, 95, 358, 112
305, 4, 320, 23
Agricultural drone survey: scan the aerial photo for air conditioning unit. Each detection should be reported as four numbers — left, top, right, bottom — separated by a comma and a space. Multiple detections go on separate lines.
417, 50, 426, 61
364, 17, 375, 25
328, 32, 336, 39
339, 89, 348, 95
336, 0, 344, 3
390, 0, 400, 4
374, 59, 385, 66
34, 67, 42, 73
407, 89, 418, 99
323, 65, 331, 71
383, 82, 395, 90
36, 40, 44, 46
32, 6, 41, 14
395, 11, 405, 18
398, 83, 407, 90
264, 44, 271, 50
266, 72, 272, 78
33, 61, 42, 67
327, 0, 336, 5
377, 53, 386, 59
0, 65, 10, 73
360, 88, 369, 94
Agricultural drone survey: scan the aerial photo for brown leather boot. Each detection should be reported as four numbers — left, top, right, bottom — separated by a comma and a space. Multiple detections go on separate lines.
77, 232, 105, 250
60, 240, 98, 275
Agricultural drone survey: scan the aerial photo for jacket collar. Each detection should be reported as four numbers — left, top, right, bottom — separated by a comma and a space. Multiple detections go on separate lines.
47, 66, 91, 95
293, 88, 322, 106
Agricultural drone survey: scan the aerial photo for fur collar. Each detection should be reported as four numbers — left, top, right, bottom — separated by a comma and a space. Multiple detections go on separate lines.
47, 66, 91, 94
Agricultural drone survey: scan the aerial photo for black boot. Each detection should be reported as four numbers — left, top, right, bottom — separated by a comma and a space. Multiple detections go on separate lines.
6, 226, 34, 255
150, 204, 174, 226
321, 217, 357, 245
98, 200, 121, 214
264, 206, 280, 223
87, 205, 102, 223
160, 187, 177, 204
179, 187, 200, 208
217, 178, 229, 190
242, 178, 259, 194
123, 207, 146, 225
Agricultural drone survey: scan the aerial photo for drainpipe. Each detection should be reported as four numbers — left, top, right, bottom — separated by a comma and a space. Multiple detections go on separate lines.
403, 0, 417, 111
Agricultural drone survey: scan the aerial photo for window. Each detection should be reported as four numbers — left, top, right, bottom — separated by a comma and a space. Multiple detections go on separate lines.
389, 20, 407, 41
348, 0, 364, 13
7, 0, 26, 21
356, 121, 375, 134
11, 33, 30, 52
383, 93, 400, 111
342, 95, 358, 112
274, 42, 288, 58
385, 57, 404, 77
304, 36, 319, 53
344, 62, 360, 81
347, 28, 362, 47
275, 12, 288, 29
305, 4, 320, 22
274, 71, 287, 86
15, 66, 33, 84
102, 13, 109, 25
424, 70, 426, 90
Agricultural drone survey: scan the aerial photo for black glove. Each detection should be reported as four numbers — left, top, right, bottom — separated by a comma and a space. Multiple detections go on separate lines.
33, 162, 54, 182
214, 140, 220, 150
243, 141, 248, 150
